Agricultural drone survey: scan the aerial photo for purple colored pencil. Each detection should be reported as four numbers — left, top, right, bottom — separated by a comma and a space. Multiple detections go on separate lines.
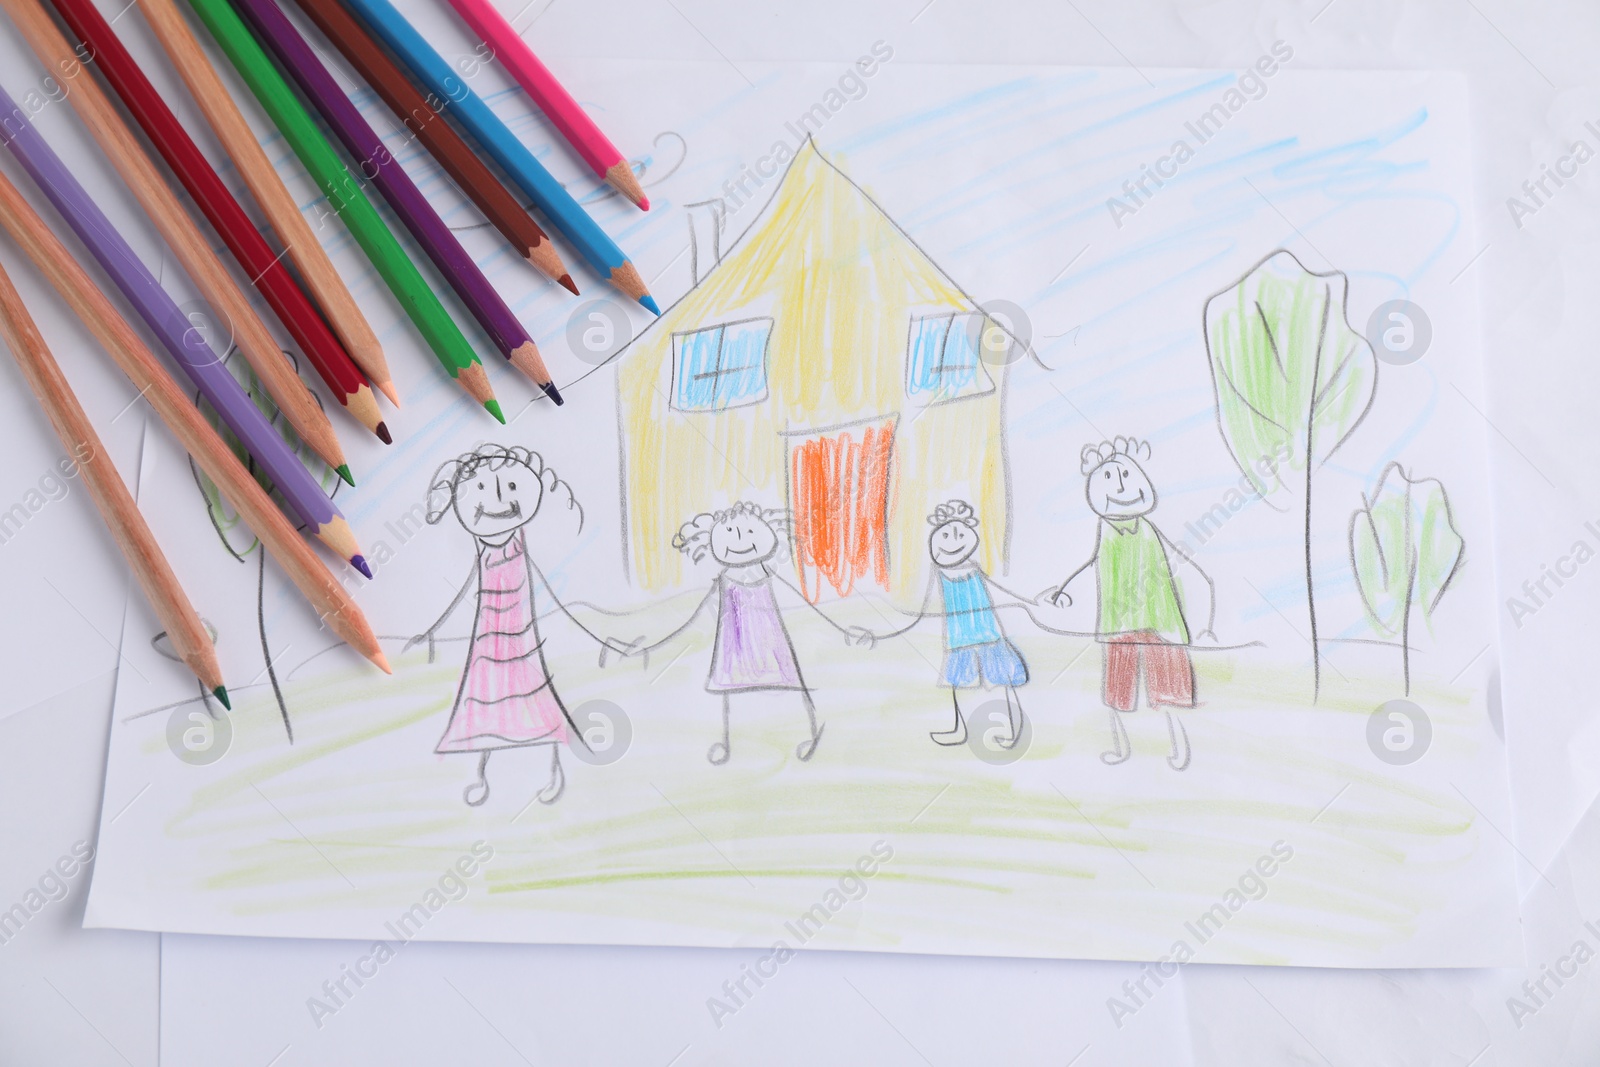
234, 0, 562, 405
0, 81, 370, 576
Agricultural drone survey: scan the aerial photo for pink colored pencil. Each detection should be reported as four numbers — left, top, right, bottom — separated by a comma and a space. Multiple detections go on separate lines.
443, 0, 648, 211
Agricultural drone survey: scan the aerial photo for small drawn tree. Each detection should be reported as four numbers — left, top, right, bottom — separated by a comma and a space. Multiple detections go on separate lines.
1203, 249, 1378, 697
1349, 463, 1464, 695
189, 342, 341, 743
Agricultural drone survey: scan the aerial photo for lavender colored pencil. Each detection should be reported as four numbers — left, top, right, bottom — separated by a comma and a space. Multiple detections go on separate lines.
234, 0, 562, 405
0, 83, 371, 576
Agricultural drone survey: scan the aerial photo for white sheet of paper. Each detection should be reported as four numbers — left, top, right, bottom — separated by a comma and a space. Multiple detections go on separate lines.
84, 51, 1519, 967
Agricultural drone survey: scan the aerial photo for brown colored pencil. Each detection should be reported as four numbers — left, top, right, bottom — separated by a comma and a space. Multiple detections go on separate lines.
2, 0, 353, 479
135, 0, 398, 407
293, 0, 577, 295
0, 258, 230, 706
0, 168, 390, 675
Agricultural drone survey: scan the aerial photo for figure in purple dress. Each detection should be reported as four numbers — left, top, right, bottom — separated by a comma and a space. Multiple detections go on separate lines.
639, 502, 869, 765
408, 445, 620, 808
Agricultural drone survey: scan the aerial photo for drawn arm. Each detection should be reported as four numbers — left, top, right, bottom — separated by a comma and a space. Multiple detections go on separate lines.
769, 571, 876, 646
1041, 525, 1102, 607
527, 559, 639, 654
633, 582, 719, 657
864, 574, 937, 641
404, 558, 476, 662
1158, 528, 1217, 640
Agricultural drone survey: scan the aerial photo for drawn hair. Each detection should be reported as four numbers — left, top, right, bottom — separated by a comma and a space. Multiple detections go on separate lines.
424, 443, 581, 529
1080, 436, 1152, 475
672, 501, 791, 564
927, 499, 979, 528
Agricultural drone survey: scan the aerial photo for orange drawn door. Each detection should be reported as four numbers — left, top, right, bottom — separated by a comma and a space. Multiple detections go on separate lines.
789, 419, 895, 601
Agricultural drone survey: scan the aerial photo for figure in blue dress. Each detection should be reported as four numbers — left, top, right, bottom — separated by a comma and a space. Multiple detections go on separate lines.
870, 501, 1038, 750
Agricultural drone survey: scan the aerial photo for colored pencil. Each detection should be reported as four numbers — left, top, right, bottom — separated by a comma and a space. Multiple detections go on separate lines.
238, 0, 562, 405
0, 0, 356, 483
138, 0, 396, 407
296, 0, 576, 293
48, 0, 391, 450
0, 259, 231, 705
182, 0, 503, 422
339, 0, 661, 314
0, 169, 388, 674
0, 83, 371, 579
444, 0, 647, 211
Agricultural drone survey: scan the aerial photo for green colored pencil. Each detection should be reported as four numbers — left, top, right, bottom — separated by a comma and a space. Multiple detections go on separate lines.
182, 0, 503, 422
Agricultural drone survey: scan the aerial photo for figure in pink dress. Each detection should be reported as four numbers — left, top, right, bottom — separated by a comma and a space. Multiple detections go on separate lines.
640, 502, 869, 765
409, 445, 617, 807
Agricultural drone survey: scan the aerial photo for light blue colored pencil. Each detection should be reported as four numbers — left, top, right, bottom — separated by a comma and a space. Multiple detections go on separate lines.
335, 0, 659, 313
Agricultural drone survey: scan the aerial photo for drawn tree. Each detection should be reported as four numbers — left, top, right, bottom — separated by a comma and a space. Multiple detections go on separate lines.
1203, 249, 1377, 697
189, 343, 341, 743
1349, 463, 1464, 695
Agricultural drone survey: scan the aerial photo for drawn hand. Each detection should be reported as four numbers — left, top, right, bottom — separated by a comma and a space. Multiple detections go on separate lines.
845, 625, 877, 649
402, 632, 430, 654
1039, 585, 1071, 609
599, 635, 648, 667
1193, 628, 1219, 645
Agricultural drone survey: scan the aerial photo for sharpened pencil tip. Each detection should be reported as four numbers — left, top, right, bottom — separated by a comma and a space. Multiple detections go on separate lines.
212, 686, 232, 711
373, 648, 393, 674
639, 294, 661, 315
335, 464, 356, 487
558, 273, 579, 295
637, 195, 650, 211
542, 380, 564, 406
377, 380, 401, 407
352, 554, 373, 579
485, 398, 506, 424
376, 421, 393, 445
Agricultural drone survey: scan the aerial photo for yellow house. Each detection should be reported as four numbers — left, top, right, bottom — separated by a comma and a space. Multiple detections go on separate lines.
615, 140, 1012, 603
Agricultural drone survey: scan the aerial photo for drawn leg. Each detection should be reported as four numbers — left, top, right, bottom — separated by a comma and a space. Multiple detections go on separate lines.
708, 693, 732, 765
796, 688, 824, 761
537, 743, 566, 804
996, 687, 1025, 749
1101, 709, 1132, 765
463, 750, 491, 807
930, 689, 968, 746
1164, 710, 1191, 771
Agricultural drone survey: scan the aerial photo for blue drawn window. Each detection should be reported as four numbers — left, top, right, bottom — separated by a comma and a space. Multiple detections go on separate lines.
905, 312, 996, 402
671, 317, 773, 412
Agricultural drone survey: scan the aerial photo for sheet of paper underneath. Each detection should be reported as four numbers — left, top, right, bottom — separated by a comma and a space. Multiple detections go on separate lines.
83, 57, 1518, 968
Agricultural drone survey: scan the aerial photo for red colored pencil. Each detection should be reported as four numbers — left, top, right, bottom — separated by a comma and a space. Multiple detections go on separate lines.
48, 0, 392, 448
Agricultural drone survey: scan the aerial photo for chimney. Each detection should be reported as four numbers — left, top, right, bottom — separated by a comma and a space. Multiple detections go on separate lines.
686, 198, 726, 284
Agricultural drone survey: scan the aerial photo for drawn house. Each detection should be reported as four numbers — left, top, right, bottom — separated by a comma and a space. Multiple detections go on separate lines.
616, 141, 1012, 602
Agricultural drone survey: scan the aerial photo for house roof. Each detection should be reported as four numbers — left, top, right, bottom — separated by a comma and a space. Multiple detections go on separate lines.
614, 138, 986, 376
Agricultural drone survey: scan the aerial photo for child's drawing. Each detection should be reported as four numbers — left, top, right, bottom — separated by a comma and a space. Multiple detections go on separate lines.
1348, 463, 1464, 694
407, 445, 607, 807
1045, 439, 1214, 770
189, 346, 341, 742
637, 501, 867, 764
870, 501, 1038, 751
1203, 250, 1376, 699
615, 141, 1012, 604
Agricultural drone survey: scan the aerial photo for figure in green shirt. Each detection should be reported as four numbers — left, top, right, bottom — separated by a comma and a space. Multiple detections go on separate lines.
1044, 438, 1214, 770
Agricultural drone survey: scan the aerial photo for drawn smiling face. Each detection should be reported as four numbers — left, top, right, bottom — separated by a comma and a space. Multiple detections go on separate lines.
1086, 457, 1156, 519
710, 512, 779, 567
453, 461, 543, 542
928, 520, 979, 568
